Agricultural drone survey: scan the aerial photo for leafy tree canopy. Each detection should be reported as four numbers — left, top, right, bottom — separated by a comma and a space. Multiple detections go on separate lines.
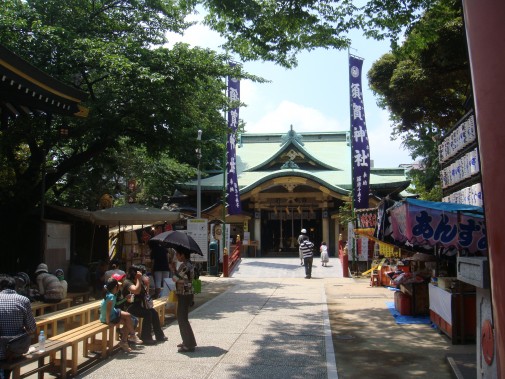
202, 0, 437, 68
0, 0, 263, 214
367, 0, 471, 198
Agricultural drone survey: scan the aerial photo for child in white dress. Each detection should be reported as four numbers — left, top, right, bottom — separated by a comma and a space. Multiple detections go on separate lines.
320, 242, 329, 267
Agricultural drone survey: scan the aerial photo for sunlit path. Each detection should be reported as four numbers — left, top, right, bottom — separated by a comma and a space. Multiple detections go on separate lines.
230, 257, 343, 278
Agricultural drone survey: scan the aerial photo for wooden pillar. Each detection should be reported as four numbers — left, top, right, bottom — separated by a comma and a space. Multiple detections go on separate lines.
254, 210, 261, 256
462, 1, 505, 375
322, 213, 330, 250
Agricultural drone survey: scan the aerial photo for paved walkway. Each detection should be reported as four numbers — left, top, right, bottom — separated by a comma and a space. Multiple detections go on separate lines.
75, 258, 475, 379
231, 256, 343, 278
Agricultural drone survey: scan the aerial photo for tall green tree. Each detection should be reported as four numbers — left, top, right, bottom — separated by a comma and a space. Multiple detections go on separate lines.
201, 0, 438, 68
367, 0, 471, 199
0, 0, 263, 271
0, 0, 259, 214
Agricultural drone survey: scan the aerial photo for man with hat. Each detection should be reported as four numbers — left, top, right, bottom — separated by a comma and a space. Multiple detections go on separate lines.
34, 263, 64, 303
298, 228, 308, 266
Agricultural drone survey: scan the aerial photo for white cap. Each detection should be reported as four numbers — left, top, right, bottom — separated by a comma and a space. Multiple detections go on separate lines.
301, 228, 307, 234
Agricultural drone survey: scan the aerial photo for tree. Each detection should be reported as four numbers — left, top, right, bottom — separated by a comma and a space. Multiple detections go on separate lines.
201, 0, 437, 68
0, 0, 452, 272
0, 1, 261, 211
367, 0, 471, 198
0, 0, 263, 271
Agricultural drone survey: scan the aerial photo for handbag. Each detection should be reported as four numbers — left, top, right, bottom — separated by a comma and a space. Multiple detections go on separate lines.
142, 293, 154, 309
4, 332, 31, 359
192, 278, 202, 294
140, 282, 153, 309
168, 290, 178, 303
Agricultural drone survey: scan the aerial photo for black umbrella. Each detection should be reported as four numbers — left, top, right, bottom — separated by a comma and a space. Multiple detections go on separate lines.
150, 230, 203, 256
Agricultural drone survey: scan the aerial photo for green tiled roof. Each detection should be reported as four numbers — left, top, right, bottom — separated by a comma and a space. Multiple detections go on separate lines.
181, 129, 409, 195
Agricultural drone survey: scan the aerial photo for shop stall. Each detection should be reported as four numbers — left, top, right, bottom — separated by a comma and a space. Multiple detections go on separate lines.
386, 198, 485, 343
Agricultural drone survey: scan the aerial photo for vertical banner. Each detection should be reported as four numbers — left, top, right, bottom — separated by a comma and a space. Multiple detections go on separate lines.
227, 62, 241, 215
349, 55, 371, 209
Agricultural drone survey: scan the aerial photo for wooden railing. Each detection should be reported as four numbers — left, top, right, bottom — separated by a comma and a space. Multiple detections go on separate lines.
223, 243, 242, 277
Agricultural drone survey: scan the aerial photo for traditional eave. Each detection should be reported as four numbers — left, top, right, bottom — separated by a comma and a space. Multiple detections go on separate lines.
0, 44, 89, 119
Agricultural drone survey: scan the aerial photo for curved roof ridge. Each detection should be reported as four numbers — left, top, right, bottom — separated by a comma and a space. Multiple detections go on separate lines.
246, 138, 341, 172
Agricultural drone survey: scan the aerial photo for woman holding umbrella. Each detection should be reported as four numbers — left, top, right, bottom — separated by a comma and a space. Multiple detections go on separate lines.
150, 230, 202, 352
172, 249, 197, 353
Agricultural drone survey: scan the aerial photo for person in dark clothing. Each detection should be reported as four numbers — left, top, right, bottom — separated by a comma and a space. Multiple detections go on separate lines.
149, 241, 172, 299
103, 259, 125, 283
122, 265, 167, 345
173, 250, 197, 353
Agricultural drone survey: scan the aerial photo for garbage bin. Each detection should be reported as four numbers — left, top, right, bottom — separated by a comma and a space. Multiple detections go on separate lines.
208, 240, 219, 276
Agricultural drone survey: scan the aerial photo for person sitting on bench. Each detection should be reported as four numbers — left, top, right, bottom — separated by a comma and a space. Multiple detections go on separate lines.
34, 263, 64, 304
100, 278, 142, 352
0, 274, 37, 378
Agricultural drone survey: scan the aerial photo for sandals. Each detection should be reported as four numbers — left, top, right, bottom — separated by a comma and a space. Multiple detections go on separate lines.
128, 334, 143, 344
119, 341, 131, 352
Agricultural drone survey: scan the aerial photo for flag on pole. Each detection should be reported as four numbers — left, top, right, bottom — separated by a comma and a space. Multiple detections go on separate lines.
226, 62, 241, 215
349, 55, 371, 209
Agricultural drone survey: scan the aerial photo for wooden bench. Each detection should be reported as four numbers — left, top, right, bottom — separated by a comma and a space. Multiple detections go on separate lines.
30, 298, 73, 316
48, 320, 114, 376
35, 300, 101, 337
154, 297, 168, 324
66, 291, 91, 306
0, 339, 69, 379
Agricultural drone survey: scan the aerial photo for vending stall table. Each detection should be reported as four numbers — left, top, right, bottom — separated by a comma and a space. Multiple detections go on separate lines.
429, 282, 476, 344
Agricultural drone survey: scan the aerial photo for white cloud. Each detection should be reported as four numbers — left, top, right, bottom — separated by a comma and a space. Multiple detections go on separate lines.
243, 100, 341, 134
165, 12, 225, 49
367, 110, 412, 167
163, 9, 413, 168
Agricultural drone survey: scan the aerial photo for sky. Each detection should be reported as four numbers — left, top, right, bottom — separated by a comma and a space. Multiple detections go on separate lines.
167, 12, 413, 168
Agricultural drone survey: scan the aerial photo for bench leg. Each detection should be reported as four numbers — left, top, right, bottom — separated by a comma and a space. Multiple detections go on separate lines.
37, 356, 44, 379
108, 327, 115, 352
60, 346, 67, 379
72, 343, 78, 375
12, 366, 21, 379
101, 330, 107, 358
83, 337, 89, 357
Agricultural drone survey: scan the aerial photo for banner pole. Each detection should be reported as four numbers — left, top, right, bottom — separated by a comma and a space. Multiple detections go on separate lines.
348, 47, 357, 273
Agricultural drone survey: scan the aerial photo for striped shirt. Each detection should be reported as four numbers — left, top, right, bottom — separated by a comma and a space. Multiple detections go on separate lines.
300, 240, 314, 258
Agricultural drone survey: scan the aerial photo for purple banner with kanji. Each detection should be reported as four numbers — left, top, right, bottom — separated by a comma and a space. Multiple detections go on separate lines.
349, 55, 371, 209
227, 62, 241, 215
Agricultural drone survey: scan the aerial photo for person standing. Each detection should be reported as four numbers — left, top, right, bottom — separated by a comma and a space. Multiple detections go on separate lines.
300, 236, 315, 279
297, 228, 308, 266
149, 240, 172, 299
34, 263, 64, 303
173, 250, 197, 353
320, 242, 329, 267
0, 274, 37, 379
